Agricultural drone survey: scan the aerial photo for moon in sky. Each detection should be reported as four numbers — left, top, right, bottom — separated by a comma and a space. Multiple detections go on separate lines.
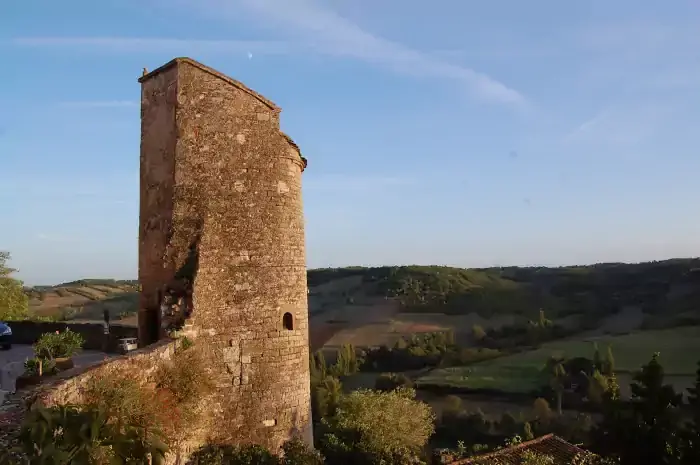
247, 52, 253, 60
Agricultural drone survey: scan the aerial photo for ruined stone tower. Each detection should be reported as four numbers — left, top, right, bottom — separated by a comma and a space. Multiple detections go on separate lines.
138, 57, 312, 450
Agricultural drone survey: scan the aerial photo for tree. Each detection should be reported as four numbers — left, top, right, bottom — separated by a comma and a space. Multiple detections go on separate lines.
374, 373, 414, 392
523, 422, 535, 440
312, 376, 343, 421
533, 398, 553, 425
593, 342, 603, 372
587, 370, 609, 405
681, 360, 700, 464
592, 352, 683, 465
319, 387, 435, 465
472, 324, 486, 341
0, 251, 29, 321
544, 356, 566, 414
603, 345, 615, 377
330, 344, 358, 377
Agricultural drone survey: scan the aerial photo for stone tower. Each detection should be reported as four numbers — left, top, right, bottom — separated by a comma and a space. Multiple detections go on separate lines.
138, 57, 312, 450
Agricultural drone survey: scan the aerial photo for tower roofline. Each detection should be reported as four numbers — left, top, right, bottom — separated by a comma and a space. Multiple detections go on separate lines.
138, 57, 280, 111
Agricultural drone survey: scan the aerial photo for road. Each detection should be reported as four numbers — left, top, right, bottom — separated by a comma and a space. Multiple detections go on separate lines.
0, 345, 111, 398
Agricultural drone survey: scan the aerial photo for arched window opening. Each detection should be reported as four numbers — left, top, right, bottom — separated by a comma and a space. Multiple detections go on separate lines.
282, 312, 294, 331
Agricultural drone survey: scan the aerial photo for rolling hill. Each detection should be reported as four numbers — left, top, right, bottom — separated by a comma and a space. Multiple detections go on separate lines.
24, 259, 700, 347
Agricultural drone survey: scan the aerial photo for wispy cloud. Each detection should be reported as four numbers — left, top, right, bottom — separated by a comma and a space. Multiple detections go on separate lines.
204, 0, 526, 106
563, 102, 677, 149
11, 0, 526, 107
12, 36, 290, 56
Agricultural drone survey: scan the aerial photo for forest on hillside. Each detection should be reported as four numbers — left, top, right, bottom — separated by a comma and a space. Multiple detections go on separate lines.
307, 259, 700, 325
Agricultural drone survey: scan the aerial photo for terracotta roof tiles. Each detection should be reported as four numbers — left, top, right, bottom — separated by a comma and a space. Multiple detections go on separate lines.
447, 434, 592, 465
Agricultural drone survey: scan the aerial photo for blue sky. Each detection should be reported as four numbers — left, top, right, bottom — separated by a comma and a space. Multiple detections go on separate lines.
1, 0, 699, 285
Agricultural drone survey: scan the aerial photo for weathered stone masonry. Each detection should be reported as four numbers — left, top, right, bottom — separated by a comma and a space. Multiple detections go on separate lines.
138, 57, 313, 450
33, 57, 313, 458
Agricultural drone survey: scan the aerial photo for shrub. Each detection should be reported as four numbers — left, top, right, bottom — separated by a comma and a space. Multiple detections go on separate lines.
81, 367, 177, 442
319, 387, 435, 465
23, 357, 57, 377
281, 437, 325, 465
33, 329, 84, 359
154, 346, 213, 406
189, 438, 323, 465
374, 372, 415, 392
2, 404, 168, 465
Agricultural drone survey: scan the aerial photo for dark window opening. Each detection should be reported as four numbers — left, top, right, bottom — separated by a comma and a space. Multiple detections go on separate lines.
282, 312, 294, 331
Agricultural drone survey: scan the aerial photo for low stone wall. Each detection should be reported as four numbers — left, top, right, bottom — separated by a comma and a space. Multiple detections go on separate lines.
30, 338, 177, 407
7, 321, 137, 353
26, 338, 210, 464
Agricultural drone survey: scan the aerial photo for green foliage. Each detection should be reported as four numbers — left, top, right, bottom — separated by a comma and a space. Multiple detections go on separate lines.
374, 372, 414, 392
520, 450, 555, 465
329, 344, 359, 377
681, 361, 700, 464
0, 251, 29, 321
362, 331, 458, 372
318, 387, 435, 465
190, 444, 279, 465
592, 352, 684, 464
312, 376, 343, 421
33, 329, 85, 359
533, 398, 553, 423
543, 356, 566, 415
23, 357, 57, 376
1, 404, 168, 465
603, 345, 615, 376
587, 370, 609, 405
593, 342, 603, 372
280, 437, 325, 465
523, 422, 535, 440
307, 259, 700, 324
153, 346, 214, 406
81, 368, 179, 443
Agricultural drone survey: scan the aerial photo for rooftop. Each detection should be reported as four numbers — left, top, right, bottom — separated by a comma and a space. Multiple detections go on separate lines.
447, 434, 593, 465
138, 57, 280, 111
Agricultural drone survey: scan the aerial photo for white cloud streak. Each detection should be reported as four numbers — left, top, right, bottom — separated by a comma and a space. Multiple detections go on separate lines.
210, 0, 525, 106
12, 36, 291, 55
11, 0, 526, 107
563, 102, 678, 149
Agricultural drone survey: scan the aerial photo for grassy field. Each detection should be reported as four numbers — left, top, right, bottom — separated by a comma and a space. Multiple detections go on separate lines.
418, 326, 700, 393
26, 280, 139, 322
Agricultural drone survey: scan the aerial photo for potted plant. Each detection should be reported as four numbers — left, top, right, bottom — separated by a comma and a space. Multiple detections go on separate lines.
15, 357, 57, 389
33, 329, 85, 370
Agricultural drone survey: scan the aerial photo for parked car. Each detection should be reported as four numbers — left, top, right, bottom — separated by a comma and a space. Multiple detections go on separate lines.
0, 322, 12, 350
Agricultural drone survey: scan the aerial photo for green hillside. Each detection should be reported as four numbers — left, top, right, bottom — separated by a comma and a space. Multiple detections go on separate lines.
306, 259, 700, 323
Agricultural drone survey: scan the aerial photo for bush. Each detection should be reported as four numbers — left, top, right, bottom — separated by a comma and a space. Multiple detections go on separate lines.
154, 345, 213, 405
81, 367, 178, 443
374, 373, 415, 392
319, 387, 435, 465
2, 404, 168, 465
33, 329, 84, 359
281, 437, 325, 465
189, 438, 322, 465
23, 357, 57, 377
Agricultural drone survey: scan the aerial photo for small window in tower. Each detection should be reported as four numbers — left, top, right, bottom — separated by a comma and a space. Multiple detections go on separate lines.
282, 312, 294, 331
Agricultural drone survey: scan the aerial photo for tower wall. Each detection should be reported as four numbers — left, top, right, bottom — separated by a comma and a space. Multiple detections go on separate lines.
138, 58, 312, 451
